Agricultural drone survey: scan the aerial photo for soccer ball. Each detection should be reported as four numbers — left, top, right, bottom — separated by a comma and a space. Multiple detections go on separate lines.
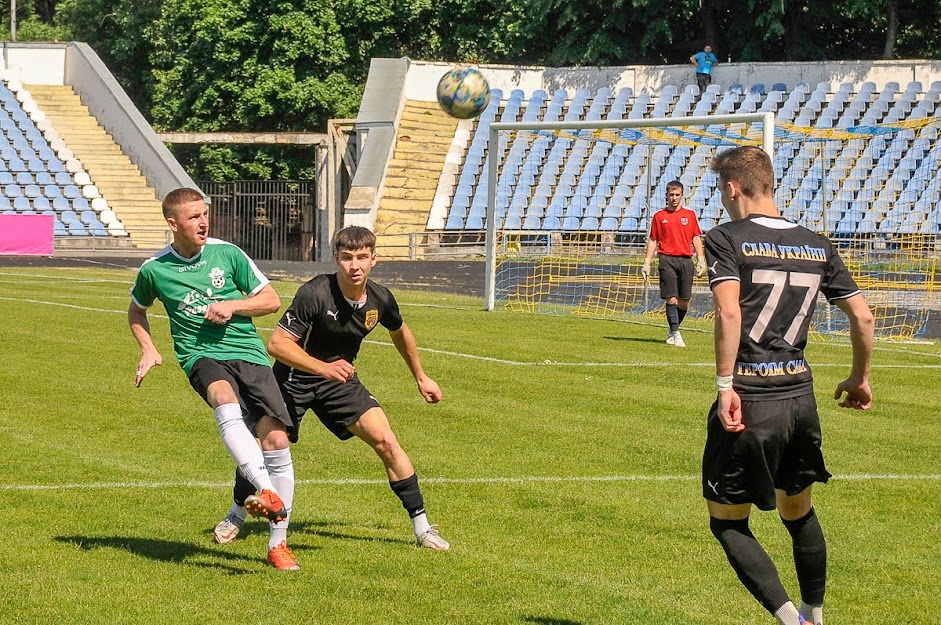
436, 67, 491, 119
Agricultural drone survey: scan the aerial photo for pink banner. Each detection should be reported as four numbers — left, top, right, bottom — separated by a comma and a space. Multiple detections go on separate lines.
0, 214, 55, 256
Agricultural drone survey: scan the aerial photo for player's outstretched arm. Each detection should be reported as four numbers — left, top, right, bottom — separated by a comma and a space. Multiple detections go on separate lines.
267, 327, 353, 382
128, 302, 163, 387
833, 293, 874, 410
389, 324, 442, 404
205, 284, 281, 324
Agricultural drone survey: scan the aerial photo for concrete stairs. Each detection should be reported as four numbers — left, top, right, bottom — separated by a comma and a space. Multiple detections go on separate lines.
26, 84, 168, 250
374, 101, 458, 258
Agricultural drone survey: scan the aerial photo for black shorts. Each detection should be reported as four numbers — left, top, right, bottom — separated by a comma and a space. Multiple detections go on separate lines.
701, 392, 830, 511
658, 254, 693, 300
188, 358, 293, 433
276, 370, 381, 442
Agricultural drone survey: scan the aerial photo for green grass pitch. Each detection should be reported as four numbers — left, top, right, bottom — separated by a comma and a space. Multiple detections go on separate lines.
0, 266, 938, 624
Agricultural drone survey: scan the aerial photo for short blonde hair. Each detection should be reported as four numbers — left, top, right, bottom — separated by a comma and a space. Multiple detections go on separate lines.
162, 188, 206, 219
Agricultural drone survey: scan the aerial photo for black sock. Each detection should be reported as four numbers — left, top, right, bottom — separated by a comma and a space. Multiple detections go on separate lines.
390, 472, 426, 518
710, 517, 792, 615
782, 508, 827, 606
677, 307, 687, 326
666, 303, 680, 333
233, 468, 255, 507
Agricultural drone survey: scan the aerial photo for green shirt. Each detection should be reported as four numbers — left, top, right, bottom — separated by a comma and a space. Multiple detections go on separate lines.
130, 238, 272, 375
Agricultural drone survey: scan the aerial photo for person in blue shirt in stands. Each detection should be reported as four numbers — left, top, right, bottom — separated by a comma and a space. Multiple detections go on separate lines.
691, 44, 719, 94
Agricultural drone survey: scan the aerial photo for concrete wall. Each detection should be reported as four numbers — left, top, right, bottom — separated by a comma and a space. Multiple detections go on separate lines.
0, 43, 65, 84
405, 59, 941, 99
344, 57, 410, 228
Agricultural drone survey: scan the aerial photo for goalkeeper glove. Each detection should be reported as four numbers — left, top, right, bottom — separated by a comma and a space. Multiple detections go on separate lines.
641, 260, 651, 281
695, 257, 707, 278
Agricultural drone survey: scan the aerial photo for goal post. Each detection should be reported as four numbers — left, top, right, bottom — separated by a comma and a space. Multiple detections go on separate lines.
477, 109, 939, 340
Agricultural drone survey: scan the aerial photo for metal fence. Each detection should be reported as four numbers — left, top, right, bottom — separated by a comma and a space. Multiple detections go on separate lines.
198, 180, 317, 261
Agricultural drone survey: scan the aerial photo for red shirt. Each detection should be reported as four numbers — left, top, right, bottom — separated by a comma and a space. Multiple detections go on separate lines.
649, 206, 702, 257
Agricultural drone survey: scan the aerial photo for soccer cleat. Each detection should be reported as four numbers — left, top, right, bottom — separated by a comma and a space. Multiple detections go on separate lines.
672, 331, 686, 348
416, 525, 450, 550
665, 331, 676, 346
212, 513, 243, 544
266, 541, 300, 571
244, 489, 286, 522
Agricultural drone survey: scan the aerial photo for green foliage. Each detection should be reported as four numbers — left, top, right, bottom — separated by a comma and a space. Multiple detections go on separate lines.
54, 0, 161, 108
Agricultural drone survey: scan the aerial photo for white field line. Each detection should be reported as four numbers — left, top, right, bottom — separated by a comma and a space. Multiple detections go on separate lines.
3, 473, 941, 492
2, 294, 941, 368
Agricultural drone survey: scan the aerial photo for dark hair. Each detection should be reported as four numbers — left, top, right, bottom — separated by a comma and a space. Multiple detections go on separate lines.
332, 226, 376, 254
666, 180, 684, 192
709, 146, 774, 199
162, 188, 206, 219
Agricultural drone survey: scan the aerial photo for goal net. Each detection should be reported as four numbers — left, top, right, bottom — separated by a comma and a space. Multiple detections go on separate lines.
481, 112, 939, 341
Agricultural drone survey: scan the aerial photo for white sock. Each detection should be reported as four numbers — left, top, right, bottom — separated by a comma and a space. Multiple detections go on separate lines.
412, 512, 431, 536
227, 502, 247, 524
264, 447, 294, 549
800, 602, 823, 625
214, 403, 273, 492
774, 602, 802, 625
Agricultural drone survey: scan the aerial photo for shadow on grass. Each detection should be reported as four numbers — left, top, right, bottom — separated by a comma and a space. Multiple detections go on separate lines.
522, 616, 585, 625
54, 535, 259, 575
603, 335, 665, 344
289, 519, 413, 546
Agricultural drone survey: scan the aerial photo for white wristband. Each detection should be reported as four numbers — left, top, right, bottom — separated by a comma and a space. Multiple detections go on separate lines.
716, 374, 733, 392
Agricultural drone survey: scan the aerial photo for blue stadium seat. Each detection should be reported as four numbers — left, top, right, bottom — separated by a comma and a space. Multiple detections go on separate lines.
67, 221, 89, 236
13, 196, 31, 211
445, 214, 464, 230
522, 215, 541, 229
542, 216, 561, 230
63, 184, 81, 199
599, 217, 618, 231
33, 196, 50, 211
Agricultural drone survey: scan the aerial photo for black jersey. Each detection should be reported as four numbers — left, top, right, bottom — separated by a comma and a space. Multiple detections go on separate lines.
273, 273, 404, 383
705, 215, 860, 399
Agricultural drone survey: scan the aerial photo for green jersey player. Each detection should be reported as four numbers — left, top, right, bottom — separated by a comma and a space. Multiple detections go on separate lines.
128, 187, 300, 570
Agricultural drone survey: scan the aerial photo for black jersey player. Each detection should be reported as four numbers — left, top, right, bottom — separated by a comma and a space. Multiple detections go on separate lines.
212, 226, 449, 550
703, 146, 874, 625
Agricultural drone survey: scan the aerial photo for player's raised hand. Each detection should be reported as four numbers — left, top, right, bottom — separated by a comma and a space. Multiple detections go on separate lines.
135, 350, 163, 387
322, 359, 355, 383
834, 377, 873, 410
417, 375, 442, 404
